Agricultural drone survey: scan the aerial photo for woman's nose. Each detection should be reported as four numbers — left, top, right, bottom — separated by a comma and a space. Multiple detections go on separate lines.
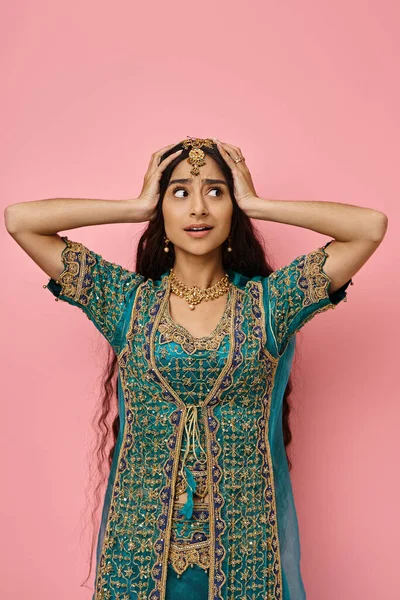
189, 192, 208, 215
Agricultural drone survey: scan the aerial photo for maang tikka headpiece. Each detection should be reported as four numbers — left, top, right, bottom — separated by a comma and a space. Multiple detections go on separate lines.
181, 136, 215, 176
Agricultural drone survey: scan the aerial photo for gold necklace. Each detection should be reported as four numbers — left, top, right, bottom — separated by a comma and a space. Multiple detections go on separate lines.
169, 268, 230, 310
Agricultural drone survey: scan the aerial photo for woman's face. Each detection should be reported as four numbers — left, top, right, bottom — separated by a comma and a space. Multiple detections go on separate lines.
162, 155, 233, 258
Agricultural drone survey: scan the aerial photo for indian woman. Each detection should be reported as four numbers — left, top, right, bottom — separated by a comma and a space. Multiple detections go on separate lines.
4, 136, 388, 599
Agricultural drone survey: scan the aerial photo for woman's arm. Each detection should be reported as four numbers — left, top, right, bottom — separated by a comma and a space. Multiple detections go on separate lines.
244, 196, 388, 296
4, 144, 183, 235
4, 197, 150, 235
4, 198, 147, 351
4, 197, 149, 283
4, 145, 182, 282
243, 197, 388, 243
214, 139, 388, 294
215, 138, 388, 306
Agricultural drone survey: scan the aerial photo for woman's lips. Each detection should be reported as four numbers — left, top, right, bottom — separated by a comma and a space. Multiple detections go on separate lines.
184, 229, 213, 238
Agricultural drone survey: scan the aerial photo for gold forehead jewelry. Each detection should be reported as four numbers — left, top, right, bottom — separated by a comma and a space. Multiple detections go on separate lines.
169, 268, 230, 310
181, 135, 245, 172
181, 136, 215, 176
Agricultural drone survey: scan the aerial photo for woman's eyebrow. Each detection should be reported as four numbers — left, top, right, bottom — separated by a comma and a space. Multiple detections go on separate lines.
168, 178, 228, 187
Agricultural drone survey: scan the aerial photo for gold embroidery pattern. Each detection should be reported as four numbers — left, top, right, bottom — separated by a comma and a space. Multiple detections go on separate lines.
218, 284, 283, 599
169, 502, 211, 575
174, 466, 208, 499
45, 236, 144, 350
147, 280, 240, 600
267, 245, 350, 356
92, 273, 285, 600
155, 291, 234, 584
157, 286, 232, 354
169, 540, 211, 576
156, 289, 232, 502
94, 279, 176, 600
251, 281, 283, 598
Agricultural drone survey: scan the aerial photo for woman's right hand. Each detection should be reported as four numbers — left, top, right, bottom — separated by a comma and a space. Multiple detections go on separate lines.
134, 142, 183, 221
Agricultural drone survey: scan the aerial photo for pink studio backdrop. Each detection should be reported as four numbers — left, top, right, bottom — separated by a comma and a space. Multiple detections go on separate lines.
1, 1, 399, 599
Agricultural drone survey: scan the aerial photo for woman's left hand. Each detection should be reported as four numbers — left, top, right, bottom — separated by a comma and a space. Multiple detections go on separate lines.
214, 139, 258, 213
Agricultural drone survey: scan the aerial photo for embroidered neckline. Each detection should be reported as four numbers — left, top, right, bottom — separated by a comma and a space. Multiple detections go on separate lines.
157, 279, 233, 354
164, 281, 233, 341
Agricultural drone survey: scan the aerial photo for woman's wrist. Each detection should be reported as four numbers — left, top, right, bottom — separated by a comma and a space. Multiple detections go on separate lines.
240, 196, 272, 220
126, 198, 157, 223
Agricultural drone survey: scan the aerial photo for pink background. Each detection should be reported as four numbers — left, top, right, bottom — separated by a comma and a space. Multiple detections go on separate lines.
1, 1, 399, 598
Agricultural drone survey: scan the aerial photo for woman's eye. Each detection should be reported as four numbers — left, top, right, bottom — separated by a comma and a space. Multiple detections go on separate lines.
209, 188, 222, 197
172, 188, 188, 198
172, 187, 223, 198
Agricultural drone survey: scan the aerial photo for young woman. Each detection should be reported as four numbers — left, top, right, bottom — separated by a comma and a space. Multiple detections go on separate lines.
5, 136, 387, 600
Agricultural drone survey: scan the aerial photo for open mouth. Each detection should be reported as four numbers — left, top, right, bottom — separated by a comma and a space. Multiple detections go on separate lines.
183, 226, 213, 232
184, 226, 214, 238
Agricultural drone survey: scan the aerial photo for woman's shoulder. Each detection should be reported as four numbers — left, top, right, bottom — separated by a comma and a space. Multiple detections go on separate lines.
226, 269, 265, 289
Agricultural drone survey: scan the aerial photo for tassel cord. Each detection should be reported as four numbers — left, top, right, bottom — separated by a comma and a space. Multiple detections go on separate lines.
178, 404, 207, 519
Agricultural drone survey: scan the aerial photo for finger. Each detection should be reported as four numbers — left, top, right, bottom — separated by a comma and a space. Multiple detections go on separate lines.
217, 141, 237, 159
147, 141, 182, 169
215, 140, 239, 169
218, 140, 245, 161
218, 140, 241, 153
217, 141, 240, 167
217, 141, 249, 175
156, 149, 183, 172
155, 140, 182, 155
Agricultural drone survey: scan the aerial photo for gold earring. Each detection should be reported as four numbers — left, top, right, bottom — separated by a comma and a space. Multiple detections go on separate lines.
164, 236, 170, 253
227, 236, 232, 252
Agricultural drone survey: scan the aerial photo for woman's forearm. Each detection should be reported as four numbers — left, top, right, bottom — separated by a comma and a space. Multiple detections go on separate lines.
245, 197, 388, 243
4, 197, 146, 235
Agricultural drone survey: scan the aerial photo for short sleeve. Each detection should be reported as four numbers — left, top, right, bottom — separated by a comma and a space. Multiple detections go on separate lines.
265, 240, 354, 356
43, 236, 145, 352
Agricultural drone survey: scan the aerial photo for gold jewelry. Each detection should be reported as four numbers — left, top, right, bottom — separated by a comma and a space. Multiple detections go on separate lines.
164, 236, 170, 253
169, 268, 229, 310
179, 136, 246, 173
181, 136, 216, 176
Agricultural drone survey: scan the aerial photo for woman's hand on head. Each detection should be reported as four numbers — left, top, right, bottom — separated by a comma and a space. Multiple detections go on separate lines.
214, 139, 259, 214
134, 142, 183, 222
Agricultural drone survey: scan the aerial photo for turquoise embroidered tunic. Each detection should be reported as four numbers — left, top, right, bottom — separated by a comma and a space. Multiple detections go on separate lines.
45, 236, 353, 600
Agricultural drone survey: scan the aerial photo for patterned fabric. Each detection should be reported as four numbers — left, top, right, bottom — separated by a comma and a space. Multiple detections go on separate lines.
46, 236, 144, 353
169, 502, 211, 576
44, 237, 353, 599
266, 240, 353, 356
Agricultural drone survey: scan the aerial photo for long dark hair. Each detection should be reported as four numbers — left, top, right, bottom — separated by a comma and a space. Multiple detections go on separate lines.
80, 141, 296, 589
